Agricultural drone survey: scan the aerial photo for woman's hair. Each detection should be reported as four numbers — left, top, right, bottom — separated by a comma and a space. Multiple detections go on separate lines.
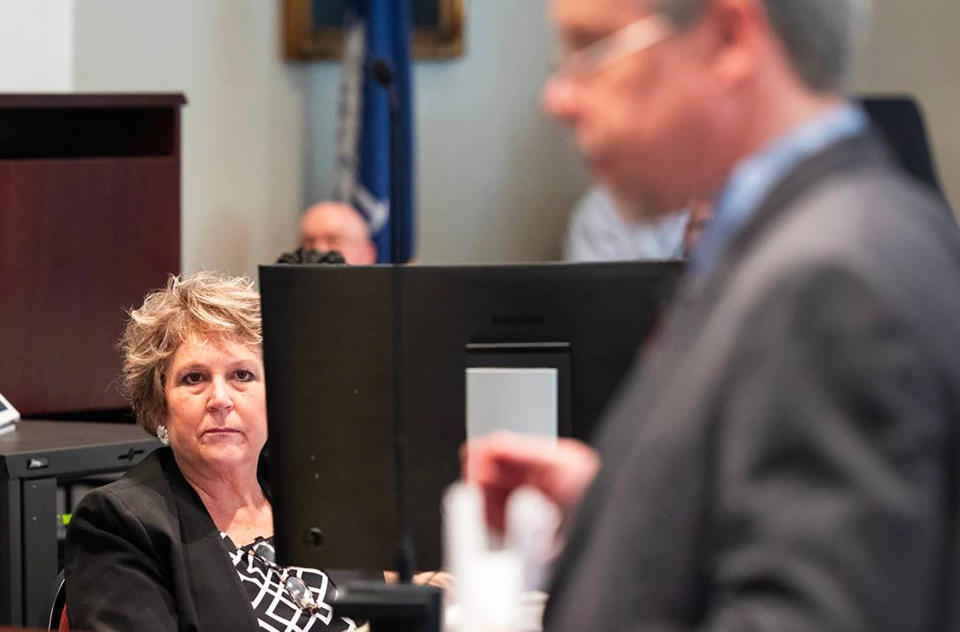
119, 271, 262, 434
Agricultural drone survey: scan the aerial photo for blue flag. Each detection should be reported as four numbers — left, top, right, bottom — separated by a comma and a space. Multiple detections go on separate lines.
335, 0, 415, 263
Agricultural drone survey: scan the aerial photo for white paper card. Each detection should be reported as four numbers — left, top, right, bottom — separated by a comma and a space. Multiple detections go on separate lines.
466, 368, 557, 439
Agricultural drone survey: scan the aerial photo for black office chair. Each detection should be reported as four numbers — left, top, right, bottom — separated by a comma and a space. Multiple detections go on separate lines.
41, 568, 68, 631
859, 95, 945, 196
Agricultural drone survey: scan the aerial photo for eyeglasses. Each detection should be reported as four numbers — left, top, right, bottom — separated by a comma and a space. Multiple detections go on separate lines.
245, 537, 325, 615
551, 13, 674, 80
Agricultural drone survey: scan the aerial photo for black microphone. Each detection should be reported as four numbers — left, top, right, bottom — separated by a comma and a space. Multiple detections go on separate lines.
370, 59, 394, 88
370, 57, 404, 265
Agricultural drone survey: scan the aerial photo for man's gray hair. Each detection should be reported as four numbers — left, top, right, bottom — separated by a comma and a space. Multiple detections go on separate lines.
652, 0, 871, 93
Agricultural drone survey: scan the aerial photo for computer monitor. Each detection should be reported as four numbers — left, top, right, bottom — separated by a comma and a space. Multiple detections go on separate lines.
259, 261, 683, 572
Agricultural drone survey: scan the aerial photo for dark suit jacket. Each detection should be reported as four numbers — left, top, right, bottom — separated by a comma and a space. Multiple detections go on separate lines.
65, 447, 268, 632
544, 133, 960, 631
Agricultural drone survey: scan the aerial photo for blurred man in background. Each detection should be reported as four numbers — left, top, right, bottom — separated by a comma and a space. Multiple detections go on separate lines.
299, 201, 377, 265
563, 185, 689, 260
563, 186, 713, 261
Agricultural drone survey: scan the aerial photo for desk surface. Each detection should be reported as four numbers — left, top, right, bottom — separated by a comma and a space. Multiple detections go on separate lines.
0, 420, 154, 455
0, 420, 160, 479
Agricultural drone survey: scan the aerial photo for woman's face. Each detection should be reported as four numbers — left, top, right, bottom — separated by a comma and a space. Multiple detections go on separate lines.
163, 336, 267, 476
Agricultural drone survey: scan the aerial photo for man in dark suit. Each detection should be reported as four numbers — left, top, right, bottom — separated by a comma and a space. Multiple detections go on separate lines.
466, 0, 960, 630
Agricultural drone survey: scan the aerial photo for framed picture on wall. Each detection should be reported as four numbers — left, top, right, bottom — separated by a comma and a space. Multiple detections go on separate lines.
284, 0, 464, 60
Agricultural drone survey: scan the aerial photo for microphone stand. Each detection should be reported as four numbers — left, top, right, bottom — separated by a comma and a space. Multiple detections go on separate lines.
332, 58, 442, 632
373, 57, 416, 583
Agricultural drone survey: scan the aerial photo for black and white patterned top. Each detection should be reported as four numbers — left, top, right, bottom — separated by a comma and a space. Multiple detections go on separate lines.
221, 533, 357, 632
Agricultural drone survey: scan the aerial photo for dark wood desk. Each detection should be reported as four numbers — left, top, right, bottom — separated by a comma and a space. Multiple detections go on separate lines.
0, 420, 159, 627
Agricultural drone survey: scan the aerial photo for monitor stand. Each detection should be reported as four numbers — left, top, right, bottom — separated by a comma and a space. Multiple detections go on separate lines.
334, 582, 442, 632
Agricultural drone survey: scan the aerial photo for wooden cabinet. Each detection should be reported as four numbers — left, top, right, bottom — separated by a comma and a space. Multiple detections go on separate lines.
0, 94, 185, 416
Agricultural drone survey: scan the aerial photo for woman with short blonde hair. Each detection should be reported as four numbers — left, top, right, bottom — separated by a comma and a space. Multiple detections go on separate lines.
65, 272, 359, 632
119, 271, 262, 435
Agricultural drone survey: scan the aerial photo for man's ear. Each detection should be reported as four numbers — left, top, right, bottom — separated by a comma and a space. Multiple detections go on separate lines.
365, 242, 378, 265
704, 0, 766, 88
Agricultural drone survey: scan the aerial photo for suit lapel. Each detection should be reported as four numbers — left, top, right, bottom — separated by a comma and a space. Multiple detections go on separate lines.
159, 451, 262, 632
706, 132, 891, 301
632, 131, 893, 388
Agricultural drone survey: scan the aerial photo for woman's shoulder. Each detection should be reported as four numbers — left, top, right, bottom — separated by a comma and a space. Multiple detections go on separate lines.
74, 447, 180, 518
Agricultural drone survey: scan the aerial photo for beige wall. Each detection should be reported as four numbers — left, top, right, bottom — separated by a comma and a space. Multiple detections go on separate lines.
854, 1, 960, 214
71, 0, 589, 273
0, 0, 73, 91
303, 0, 589, 264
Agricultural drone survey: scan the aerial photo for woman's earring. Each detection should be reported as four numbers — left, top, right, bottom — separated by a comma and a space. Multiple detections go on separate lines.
157, 425, 170, 445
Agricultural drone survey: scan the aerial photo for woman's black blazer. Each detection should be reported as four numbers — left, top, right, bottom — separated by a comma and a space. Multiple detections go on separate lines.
64, 447, 266, 631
